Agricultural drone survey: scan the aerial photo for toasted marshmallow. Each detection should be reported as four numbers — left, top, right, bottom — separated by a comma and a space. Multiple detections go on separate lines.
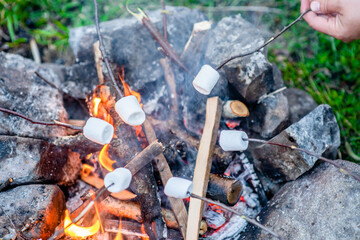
192, 65, 220, 95
104, 168, 133, 193
164, 177, 193, 199
83, 117, 114, 145
219, 130, 249, 151
115, 95, 146, 126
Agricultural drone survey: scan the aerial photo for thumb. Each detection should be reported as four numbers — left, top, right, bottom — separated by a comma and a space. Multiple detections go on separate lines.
310, 0, 341, 14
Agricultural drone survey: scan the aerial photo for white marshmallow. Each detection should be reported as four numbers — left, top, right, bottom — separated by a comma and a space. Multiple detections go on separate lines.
192, 65, 220, 95
115, 95, 146, 126
219, 130, 249, 151
164, 177, 193, 199
104, 168, 133, 193
83, 117, 114, 145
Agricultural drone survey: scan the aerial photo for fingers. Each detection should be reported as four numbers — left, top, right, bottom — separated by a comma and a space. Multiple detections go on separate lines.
310, 0, 341, 14
301, 0, 311, 13
304, 11, 338, 36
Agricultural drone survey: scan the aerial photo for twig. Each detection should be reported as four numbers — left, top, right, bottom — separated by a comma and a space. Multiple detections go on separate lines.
189, 193, 281, 239
93, 0, 123, 98
127, 7, 189, 72
244, 137, 360, 183
257, 86, 287, 104
0, 107, 83, 130
200, 6, 282, 14
216, 9, 311, 70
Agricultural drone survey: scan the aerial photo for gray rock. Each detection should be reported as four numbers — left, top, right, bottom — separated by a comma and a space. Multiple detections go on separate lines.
205, 14, 274, 104
69, 7, 207, 91
251, 104, 340, 184
249, 92, 290, 139
285, 88, 318, 124
271, 63, 285, 89
0, 184, 65, 239
241, 160, 360, 240
0, 136, 82, 187
0, 52, 68, 138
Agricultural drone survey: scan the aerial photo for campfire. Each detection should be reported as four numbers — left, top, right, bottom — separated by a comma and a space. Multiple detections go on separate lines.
1, 2, 360, 240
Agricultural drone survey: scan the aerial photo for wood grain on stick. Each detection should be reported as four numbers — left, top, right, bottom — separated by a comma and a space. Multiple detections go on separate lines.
186, 97, 222, 240
93, 41, 105, 84
143, 119, 188, 238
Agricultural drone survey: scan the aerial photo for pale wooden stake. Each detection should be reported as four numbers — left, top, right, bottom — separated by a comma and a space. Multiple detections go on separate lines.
186, 97, 222, 240
93, 41, 105, 84
143, 119, 188, 238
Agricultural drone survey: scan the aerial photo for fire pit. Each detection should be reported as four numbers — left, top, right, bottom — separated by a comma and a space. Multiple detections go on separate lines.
1, 3, 359, 240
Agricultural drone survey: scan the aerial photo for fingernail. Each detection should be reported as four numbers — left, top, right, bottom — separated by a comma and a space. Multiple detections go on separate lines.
310, 1, 320, 12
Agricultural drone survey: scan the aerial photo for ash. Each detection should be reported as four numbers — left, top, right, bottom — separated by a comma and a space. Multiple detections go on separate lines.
203, 153, 264, 239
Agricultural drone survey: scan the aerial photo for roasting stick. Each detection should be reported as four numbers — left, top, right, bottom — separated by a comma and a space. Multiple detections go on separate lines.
186, 97, 222, 240
219, 130, 360, 183
164, 177, 281, 239
191, 9, 312, 95
93, 0, 145, 126
48, 140, 164, 240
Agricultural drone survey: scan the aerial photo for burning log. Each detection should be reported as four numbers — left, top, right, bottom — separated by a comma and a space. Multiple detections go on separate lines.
207, 174, 242, 206
99, 197, 179, 229
222, 100, 249, 118
187, 97, 222, 240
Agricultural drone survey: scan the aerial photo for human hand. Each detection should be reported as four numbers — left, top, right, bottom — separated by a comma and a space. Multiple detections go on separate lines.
301, 0, 360, 42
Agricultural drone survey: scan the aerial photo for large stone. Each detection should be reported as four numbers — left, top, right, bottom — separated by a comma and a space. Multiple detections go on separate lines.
0, 136, 82, 187
205, 14, 274, 104
241, 160, 360, 240
0, 52, 68, 138
0, 184, 65, 239
251, 104, 340, 184
285, 88, 318, 124
249, 92, 290, 139
69, 7, 207, 92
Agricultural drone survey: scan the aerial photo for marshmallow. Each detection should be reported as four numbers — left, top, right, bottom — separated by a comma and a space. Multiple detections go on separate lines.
192, 65, 220, 95
83, 117, 114, 145
115, 95, 146, 126
219, 130, 249, 151
104, 168, 133, 193
164, 177, 193, 199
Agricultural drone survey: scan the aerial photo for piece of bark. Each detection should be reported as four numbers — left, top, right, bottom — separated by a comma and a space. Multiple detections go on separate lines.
186, 97, 222, 240
207, 174, 242, 206
93, 41, 105, 84
160, 58, 179, 119
143, 119, 188, 238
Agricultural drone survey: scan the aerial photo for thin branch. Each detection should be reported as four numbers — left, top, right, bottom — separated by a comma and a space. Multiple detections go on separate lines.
190, 193, 281, 239
0, 107, 83, 130
244, 137, 360, 183
127, 7, 189, 72
48, 185, 111, 240
216, 9, 311, 70
93, 0, 123, 98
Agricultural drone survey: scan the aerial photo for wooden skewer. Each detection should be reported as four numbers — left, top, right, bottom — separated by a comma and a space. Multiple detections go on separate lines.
186, 97, 222, 240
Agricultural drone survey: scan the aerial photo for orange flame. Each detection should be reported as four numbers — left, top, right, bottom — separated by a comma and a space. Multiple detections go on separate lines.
93, 97, 101, 117
114, 218, 123, 240
64, 210, 100, 238
118, 72, 142, 106
99, 144, 116, 172
141, 224, 150, 240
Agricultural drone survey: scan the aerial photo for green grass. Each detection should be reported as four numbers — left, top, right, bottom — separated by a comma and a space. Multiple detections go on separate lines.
1, 0, 359, 161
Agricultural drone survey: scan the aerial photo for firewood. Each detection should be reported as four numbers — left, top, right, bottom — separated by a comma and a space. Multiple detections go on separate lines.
207, 174, 242, 206
143, 119, 188, 238
186, 97, 222, 240
93, 41, 105, 84
100, 197, 179, 230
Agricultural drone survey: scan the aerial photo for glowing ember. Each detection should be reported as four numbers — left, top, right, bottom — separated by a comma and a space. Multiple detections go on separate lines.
93, 97, 101, 116
141, 224, 150, 240
99, 144, 116, 172
64, 210, 100, 238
